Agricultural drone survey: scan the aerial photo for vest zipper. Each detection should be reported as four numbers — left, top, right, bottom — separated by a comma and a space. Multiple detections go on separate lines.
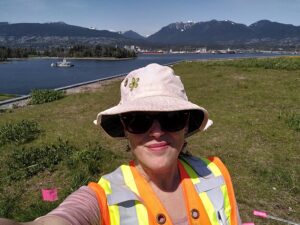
217, 210, 228, 225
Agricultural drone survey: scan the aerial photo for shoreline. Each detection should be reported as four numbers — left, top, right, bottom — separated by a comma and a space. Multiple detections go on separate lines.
5, 56, 136, 61
0, 74, 126, 109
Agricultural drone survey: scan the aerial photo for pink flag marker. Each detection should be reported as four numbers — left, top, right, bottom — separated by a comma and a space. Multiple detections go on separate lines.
41, 188, 58, 202
253, 210, 300, 225
253, 210, 267, 218
242, 223, 255, 225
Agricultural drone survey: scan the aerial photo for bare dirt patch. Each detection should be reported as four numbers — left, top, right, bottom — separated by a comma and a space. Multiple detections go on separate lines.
65, 77, 124, 94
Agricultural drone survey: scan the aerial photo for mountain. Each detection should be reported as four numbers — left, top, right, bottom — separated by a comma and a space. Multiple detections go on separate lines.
147, 22, 195, 44
147, 20, 300, 47
0, 22, 125, 38
0, 20, 299, 49
122, 30, 145, 40
0, 22, 129, 47
249, 20, 300, 39
147, 20, 253, 44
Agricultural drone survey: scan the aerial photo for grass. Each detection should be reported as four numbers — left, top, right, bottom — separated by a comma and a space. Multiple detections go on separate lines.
0, 93, 19, 101
0, 57, 299, 224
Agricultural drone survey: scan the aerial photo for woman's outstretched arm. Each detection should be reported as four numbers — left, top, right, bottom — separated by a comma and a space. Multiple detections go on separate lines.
0, 215, 71, 225
0, 186, 100, 225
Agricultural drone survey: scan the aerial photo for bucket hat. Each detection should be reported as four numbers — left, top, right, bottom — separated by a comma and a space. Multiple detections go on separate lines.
94, 63, 212, 138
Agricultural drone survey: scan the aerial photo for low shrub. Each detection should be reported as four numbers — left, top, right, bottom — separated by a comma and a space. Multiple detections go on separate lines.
30, 89, 65, 105
0, 120, 41, 146
67, 143, 126, 185
67, 143, 123, 174
5, 139, 75, 181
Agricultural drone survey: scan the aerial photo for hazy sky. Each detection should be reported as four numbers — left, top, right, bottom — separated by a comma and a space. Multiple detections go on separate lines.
0, 0, 299, 36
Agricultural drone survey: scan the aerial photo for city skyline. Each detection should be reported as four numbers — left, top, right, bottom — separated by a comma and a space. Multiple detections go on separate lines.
0, 0, 299, 36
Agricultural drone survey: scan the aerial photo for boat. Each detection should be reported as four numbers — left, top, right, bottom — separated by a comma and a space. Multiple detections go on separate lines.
51, 58, 74, 67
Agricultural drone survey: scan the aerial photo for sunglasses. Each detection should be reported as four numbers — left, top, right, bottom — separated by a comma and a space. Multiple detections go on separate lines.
120, 111, 189, 134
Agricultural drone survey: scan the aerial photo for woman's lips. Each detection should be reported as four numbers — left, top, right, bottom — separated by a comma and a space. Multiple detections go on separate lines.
146, 141, 168, 151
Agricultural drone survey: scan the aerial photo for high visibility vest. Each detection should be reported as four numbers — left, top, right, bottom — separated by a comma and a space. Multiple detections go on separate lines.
89, 155, 241, 225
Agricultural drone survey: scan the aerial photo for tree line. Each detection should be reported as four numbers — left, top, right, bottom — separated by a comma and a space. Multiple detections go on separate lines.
0, 47, 37, 60
67, 45, 136, 58
0, 45, 136, 61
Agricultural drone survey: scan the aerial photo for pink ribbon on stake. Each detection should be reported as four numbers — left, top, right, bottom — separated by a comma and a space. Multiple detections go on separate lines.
253, 210, 300, 225
253, 210, 267, 218
41, 188, 58, 202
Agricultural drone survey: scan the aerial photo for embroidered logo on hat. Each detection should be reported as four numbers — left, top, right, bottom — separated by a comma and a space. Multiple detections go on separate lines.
129, 77, 139, 91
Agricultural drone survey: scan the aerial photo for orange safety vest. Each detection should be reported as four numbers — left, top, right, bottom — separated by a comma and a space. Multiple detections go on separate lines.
89, 155, 241, 225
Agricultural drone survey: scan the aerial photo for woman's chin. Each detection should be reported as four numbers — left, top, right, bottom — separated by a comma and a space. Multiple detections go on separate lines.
140, 156, 178, 173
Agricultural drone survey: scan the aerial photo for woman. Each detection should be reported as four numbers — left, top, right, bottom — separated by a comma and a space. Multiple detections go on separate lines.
0, 63, 241, 225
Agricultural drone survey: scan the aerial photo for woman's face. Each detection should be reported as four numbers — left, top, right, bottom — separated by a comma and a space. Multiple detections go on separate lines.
126, 118, 186, 174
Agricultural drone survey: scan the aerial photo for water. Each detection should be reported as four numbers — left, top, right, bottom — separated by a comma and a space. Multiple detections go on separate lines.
0, 53, 283, 95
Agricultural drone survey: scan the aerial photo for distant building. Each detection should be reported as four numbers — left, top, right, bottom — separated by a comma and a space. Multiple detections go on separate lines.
124, 45, 140, 53
195, 48, 207, 53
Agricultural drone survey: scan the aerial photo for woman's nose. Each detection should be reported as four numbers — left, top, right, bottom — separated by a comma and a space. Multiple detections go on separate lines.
149, 119, 165, 137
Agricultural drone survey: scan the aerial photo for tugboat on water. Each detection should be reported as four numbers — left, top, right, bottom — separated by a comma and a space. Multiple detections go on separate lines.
51, 58, 74, 67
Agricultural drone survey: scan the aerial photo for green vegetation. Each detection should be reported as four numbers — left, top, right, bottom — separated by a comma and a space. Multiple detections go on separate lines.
0, 45, 136, 61
5, 139, 73, 181
68, 44, 137, 58
204, 56, 300, 70
0, 57, 299, 224
278, 110, 300, 132
30, 89, 65, 105
0, 93, 19, 101
0, 120, 41, 146
0, 46, 37, 61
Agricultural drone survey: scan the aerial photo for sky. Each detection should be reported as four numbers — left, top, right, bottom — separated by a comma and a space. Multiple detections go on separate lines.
0, 0, 299, 36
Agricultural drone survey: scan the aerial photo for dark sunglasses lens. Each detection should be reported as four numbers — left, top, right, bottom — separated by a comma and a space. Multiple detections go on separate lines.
121, 111, 189, 134
160, 111, 189, 132
122, 113, 152, 134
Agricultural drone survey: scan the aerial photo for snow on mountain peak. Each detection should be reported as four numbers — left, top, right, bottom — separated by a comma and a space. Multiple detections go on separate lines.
173, 21, 194, 31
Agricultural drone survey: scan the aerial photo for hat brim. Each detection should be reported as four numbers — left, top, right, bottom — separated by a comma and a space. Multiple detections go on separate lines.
94, 96, 208, 138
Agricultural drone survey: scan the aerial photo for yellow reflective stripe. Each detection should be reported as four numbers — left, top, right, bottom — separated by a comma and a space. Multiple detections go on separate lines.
201, 157, 222, 176
120, 165, 139, 195
199, 192, 220, 225
109, 205, 120, 225
98, 177, 120, 225
98, 177, 112, 194
221, 184, 231, 225
121, 165, 149, 225
180, 159, 200, 185
135, 202, 149, 225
